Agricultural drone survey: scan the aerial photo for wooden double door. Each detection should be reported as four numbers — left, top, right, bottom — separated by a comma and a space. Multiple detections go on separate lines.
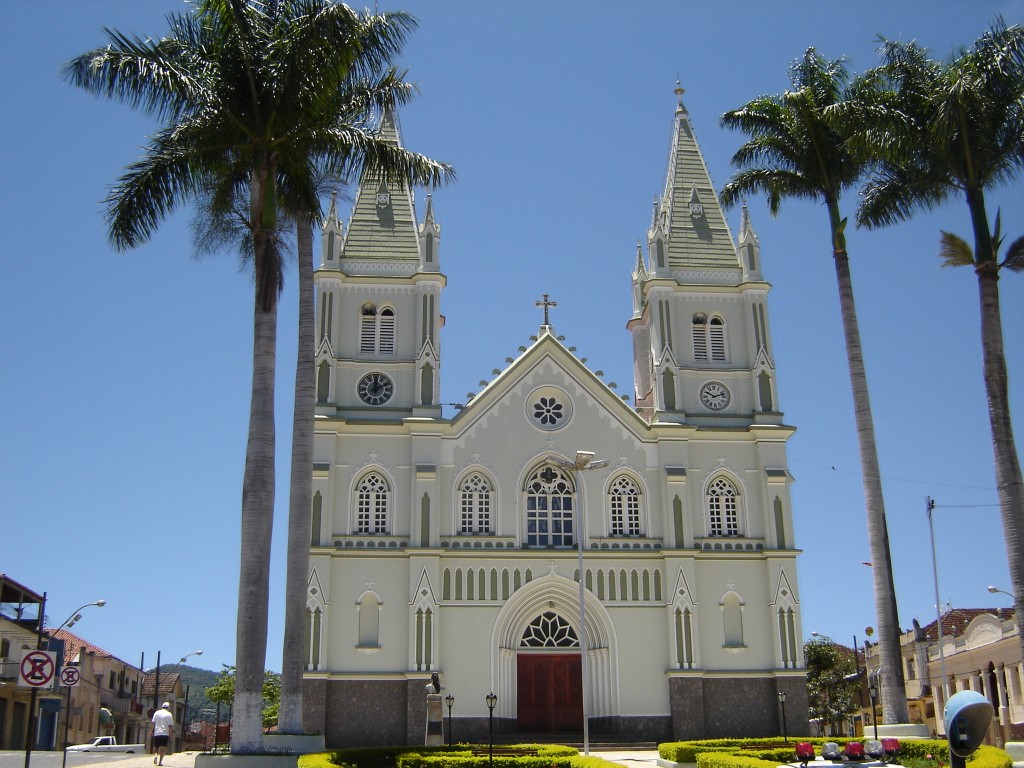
516, 653, 583, 731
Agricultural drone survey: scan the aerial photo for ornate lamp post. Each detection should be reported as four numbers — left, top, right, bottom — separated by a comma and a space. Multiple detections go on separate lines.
778, 690, 788, 742
445, 694, 454, 748
485, 692, 497, 768
868, 682, 879, 740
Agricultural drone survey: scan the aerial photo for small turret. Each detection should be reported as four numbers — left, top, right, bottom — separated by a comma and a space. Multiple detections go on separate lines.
321, 191, 343, 267
737, 202, 762, 281
419, 194, 441, 272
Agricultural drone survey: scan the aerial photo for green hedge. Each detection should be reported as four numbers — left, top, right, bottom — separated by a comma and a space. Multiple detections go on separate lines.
658, 738, 1012, 768
307, 744, 604, 768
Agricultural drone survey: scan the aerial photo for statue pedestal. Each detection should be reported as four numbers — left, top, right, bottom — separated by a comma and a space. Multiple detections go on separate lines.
425, 693, 444, 746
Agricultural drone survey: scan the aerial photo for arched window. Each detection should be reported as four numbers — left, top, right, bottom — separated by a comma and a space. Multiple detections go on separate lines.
521, 611, 578, 648
459, 472, 493, 534
609, 475, 642, 536
356, 472, 389, 534
692, 313, 727, 362
359, 304, 396, 355
692, 314, 708, 360
707, 476, 741, 536
524, 466, 574, 547
360, 304, 377, 353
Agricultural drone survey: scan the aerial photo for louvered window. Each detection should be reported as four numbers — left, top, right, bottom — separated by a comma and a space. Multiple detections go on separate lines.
709, 317, 726, 361
359, 304, 396, 355
360, 305, 377, 353
378, 308, 395, 354
692, 314, 708, 360
692, 313, 727, 362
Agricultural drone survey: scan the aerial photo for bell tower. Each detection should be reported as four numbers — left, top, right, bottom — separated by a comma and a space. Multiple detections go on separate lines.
627, 85, 781, 427
314, 109, 445, 420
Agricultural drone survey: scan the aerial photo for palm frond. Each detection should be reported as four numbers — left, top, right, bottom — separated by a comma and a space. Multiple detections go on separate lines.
938, 231, 976, 268
1001, 235, 1024, 272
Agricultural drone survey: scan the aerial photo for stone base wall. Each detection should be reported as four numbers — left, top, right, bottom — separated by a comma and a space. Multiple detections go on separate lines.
670, 675, 809, 740
304, 678, 410, 747
306, 677, 805, 746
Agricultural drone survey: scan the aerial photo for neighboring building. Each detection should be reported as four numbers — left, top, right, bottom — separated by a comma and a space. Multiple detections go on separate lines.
302, 93, 807, 746
47, 629, 147, 748
0, 574, 56, 750
863, 607, 1021, 743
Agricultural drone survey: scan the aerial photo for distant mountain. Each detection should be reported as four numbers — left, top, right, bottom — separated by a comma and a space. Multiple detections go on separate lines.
158, 665, 221, 721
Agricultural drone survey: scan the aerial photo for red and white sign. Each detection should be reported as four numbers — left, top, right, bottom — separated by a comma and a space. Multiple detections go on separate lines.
19, 650, 56, 688
60, 666, 81, 687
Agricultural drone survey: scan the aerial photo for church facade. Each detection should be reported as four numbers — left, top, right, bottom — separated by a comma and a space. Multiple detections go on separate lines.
301, 95, 808, 746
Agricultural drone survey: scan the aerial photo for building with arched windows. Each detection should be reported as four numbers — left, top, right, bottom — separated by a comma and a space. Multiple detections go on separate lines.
303, 96, 807, 745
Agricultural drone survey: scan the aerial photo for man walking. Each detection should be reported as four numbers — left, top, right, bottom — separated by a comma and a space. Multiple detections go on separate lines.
151, 702, 174, 765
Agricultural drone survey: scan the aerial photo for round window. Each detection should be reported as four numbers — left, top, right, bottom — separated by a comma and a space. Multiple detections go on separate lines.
527, 386, 572, 430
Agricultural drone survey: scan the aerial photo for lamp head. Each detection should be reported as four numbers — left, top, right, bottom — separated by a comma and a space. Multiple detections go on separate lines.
574, 450, 595, 466
95, 600, 107, 608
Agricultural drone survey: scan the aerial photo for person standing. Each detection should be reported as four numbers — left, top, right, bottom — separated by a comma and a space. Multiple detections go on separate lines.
151, 702, 174, 765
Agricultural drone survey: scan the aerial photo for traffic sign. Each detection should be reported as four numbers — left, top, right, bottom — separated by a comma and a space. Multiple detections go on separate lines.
19, 650, 56, 688
60, 666, 81, 687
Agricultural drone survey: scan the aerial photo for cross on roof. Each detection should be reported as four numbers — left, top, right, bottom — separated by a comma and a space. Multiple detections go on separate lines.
535, 293, 557, 326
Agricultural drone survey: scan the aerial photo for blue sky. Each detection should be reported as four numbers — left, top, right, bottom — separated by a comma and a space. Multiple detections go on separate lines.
2, 1, 1022, 675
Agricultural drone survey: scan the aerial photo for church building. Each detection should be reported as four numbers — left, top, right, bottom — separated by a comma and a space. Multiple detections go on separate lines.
302, 92, 808, 746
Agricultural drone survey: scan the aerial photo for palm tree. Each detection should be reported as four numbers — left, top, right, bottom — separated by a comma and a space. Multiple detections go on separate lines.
65, 0, 450, 752
855, 20, 1024, 661
720, 48, 910, 723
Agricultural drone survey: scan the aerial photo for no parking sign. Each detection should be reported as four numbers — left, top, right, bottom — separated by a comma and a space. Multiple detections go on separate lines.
19, 649, 55, 688
61, 666, 81, 687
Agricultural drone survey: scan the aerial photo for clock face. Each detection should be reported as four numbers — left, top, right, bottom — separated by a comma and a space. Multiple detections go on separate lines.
376, 192, 391, 207
358, 373, 394, 405
699, 381, 730, 411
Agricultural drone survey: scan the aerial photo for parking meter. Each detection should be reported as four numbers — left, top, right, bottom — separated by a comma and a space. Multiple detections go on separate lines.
944, 690, 994, 768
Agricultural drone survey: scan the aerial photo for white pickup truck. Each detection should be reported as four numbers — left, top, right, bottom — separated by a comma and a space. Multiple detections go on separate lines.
66, 736, 147, 753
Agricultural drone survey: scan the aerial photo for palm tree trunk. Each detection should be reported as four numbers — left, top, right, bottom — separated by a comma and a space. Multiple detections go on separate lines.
233, 286, 277, 752
278, 215, 316, 733
968, 192, 1024, 661
829, 202, 909, 723
233, 170, 279, 754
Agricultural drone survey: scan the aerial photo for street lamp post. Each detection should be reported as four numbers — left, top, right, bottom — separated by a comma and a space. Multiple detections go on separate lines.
445, 694, 454, 748
868, 683, 879, 740
778, 690, 788, 742
554, 450, 609, 756
485, 692, 497, 768
926, 497, 950, 709
57, 600, 107, 768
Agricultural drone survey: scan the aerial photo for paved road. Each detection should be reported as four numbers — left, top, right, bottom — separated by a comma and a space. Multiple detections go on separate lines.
0, 752, 200, 768
0, 750, 661, 768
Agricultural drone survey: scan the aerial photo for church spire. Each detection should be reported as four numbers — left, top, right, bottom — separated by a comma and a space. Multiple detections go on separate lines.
338, 105, 422, 265
649, 81, 739, 272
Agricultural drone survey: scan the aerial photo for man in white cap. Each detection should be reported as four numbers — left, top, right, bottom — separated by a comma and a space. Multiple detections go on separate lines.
151, 702, 174, 765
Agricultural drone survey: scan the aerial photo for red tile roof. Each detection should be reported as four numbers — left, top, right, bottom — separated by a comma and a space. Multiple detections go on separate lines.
918, 608, 1015, 641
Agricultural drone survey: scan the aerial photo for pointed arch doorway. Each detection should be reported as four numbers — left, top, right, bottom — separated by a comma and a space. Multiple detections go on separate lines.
517, 612, 583, 731
491, 571, 617, 734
